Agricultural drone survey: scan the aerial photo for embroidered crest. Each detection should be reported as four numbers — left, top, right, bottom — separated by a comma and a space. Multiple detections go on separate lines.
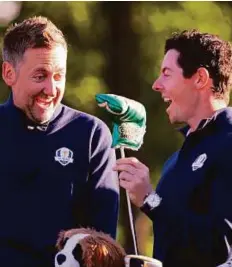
192, 153, 207, 171
55, 147, 74, 166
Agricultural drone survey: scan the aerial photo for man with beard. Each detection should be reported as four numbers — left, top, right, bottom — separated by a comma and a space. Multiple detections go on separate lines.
114, 30, 232, 267
0, 16, 119, 267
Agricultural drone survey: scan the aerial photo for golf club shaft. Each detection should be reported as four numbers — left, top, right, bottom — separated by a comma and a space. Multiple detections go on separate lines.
120, 146, 138, 255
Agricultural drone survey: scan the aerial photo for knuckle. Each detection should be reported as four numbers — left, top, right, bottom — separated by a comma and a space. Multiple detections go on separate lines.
131, 157, 139, 163
130, 166, 136, 174
144, 168, 149, 176
144, 165, 149, 172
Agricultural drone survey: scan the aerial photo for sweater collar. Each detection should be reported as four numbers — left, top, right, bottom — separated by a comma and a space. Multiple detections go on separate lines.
3, 93, 63, 132
178, 107, 232, 138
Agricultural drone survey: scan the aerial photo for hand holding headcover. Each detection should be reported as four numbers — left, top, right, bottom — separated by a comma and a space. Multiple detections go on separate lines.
95, 94, 163, 266
96, 93, 147, 256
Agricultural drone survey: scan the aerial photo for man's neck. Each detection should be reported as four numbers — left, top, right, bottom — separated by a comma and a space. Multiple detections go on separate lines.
188, 99, 227, 133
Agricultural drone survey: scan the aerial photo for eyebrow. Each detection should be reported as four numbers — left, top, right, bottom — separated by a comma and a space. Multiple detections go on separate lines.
33, 68, 47, 73
33, 67, 66, 73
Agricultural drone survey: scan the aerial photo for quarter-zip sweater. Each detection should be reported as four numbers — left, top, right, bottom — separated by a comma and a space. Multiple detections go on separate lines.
0, 95, 119, 267
142, 108, 232, 267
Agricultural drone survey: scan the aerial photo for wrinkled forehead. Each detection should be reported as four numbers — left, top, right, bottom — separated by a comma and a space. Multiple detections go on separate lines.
20, 45, 67, 71
63, 234, 90, 252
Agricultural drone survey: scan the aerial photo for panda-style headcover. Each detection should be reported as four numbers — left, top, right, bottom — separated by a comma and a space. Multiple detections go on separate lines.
55, 228, 126, 267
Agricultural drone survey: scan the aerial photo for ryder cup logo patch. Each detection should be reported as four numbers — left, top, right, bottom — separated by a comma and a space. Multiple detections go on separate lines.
55, 147, 74, 166
192, 153, 207, 171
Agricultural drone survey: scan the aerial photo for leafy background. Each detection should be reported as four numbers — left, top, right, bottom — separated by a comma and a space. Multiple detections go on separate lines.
0, 1, 231, 256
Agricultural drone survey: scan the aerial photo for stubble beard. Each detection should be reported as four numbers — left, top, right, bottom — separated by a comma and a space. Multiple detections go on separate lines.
27, 102, 55, 124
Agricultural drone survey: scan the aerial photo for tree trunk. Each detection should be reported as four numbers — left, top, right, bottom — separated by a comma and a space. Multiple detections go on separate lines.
100, 1, 144, 254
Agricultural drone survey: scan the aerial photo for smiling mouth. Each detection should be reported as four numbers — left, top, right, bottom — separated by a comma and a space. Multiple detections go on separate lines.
163, 98, 172, 106
35, 97, 54, 109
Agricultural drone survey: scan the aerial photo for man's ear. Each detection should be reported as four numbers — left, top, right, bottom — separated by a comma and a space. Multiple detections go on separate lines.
2, 61, 17, 87
194, 67, 210, 90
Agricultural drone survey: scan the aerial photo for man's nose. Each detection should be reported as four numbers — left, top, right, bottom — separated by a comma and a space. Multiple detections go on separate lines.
44, 79, 57, 97
152, 78, 162, 92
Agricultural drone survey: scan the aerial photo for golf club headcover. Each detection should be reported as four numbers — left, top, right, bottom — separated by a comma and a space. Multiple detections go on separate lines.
95, 94, 146, 150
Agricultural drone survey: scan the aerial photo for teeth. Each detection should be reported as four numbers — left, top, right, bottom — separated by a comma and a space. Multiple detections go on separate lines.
163, 98, 172, 104
37, 98, 53, 104
36, 98, 53, 108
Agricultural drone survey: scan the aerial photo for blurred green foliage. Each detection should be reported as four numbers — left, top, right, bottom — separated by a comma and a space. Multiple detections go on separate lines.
0, 0, 232, 257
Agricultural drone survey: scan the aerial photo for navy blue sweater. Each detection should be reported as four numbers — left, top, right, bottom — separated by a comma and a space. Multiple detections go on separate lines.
142, 108, 232, 267
0, 95, 119, 267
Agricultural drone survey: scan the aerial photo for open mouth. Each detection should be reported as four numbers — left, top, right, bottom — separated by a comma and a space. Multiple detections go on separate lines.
163, 98, 172, 106
35, 97, 54, 109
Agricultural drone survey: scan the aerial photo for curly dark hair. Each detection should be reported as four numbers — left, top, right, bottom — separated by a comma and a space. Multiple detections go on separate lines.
165, 30, 232, 99
2, 16, 67, 67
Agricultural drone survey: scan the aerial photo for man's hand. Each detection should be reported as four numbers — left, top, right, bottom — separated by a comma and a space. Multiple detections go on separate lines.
113, 157, 153, 207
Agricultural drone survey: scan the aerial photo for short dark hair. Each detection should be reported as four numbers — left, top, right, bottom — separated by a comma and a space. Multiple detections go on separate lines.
165, 30, 232, 99
2, 16, 67, 67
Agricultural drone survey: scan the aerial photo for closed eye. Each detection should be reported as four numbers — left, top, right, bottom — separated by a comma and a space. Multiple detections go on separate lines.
162, 67, 172, 77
